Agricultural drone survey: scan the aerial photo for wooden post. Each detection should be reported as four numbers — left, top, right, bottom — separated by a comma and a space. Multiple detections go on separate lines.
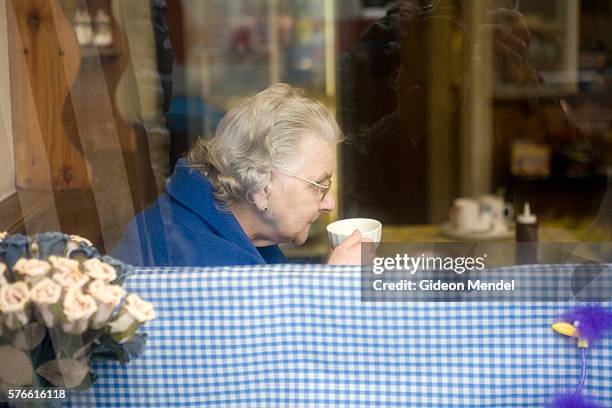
8, 0, 90, 190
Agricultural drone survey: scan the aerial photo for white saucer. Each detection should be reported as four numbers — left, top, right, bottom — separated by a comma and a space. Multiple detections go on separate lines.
441, 222, 515, 241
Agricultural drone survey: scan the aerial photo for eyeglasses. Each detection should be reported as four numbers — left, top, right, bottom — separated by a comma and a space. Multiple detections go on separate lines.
276, 169, 332, 202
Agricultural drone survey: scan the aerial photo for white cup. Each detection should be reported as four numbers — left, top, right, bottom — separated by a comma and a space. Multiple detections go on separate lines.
449, 198, 490, 232
478, 194, 513, 223
326, 218, 382, 249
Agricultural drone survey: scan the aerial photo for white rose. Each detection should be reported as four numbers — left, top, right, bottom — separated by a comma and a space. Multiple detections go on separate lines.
0, 231, 6, 241
62, 287, 97, 334
82, 258, 117, 283
48, 255, 80, 275
30, 278, 62, 327
0, 281, 31, 329
51, 257, 89, 290
87, 280, 126, 329
108, 294, 155, 343
0, 263, 7, 287
65, 235, 94, 257
13, 258, 51, 284
124, 294, 156, 323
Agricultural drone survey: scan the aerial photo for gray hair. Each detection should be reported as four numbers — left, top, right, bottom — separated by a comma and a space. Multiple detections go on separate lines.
186, 83, 341, 205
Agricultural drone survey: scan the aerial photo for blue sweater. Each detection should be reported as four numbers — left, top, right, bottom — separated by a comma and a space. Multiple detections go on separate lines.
112, 159, 286, 267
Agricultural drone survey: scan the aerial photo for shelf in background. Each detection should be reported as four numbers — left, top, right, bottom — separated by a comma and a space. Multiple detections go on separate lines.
80, 46, 120, 59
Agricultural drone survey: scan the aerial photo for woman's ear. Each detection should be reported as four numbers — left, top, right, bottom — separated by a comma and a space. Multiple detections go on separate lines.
251, 186, 270, 212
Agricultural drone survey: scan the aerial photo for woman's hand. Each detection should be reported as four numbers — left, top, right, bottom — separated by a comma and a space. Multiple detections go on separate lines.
327, 230, 376, 265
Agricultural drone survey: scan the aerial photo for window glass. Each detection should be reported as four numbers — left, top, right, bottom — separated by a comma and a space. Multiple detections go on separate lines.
2, 0, 610, 262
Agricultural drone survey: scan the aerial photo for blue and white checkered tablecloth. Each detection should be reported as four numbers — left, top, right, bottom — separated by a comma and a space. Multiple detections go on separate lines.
67, 264, 612, 407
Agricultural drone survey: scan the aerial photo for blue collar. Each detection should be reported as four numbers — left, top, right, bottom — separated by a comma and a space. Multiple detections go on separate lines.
164, 159, 264, 262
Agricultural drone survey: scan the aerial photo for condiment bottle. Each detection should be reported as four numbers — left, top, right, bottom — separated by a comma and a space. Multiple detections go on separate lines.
516, 202, 538, 264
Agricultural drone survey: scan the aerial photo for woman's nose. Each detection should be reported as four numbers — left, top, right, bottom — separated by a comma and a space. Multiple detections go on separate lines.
320, 194, 335, 212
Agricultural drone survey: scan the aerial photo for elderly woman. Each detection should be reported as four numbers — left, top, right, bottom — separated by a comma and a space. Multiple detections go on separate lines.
112, 83, 369, 266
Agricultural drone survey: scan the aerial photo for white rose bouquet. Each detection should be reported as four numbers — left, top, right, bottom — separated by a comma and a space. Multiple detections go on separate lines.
0, 232, 154, 393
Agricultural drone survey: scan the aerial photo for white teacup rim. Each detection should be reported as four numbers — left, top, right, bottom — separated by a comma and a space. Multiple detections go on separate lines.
326, 218, 382, 235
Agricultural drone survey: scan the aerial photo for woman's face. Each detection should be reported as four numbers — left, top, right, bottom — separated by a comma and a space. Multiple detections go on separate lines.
267, 135, 335, 245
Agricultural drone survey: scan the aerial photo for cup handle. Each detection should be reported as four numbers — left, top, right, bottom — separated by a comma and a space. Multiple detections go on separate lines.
504, 203, 514, 220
